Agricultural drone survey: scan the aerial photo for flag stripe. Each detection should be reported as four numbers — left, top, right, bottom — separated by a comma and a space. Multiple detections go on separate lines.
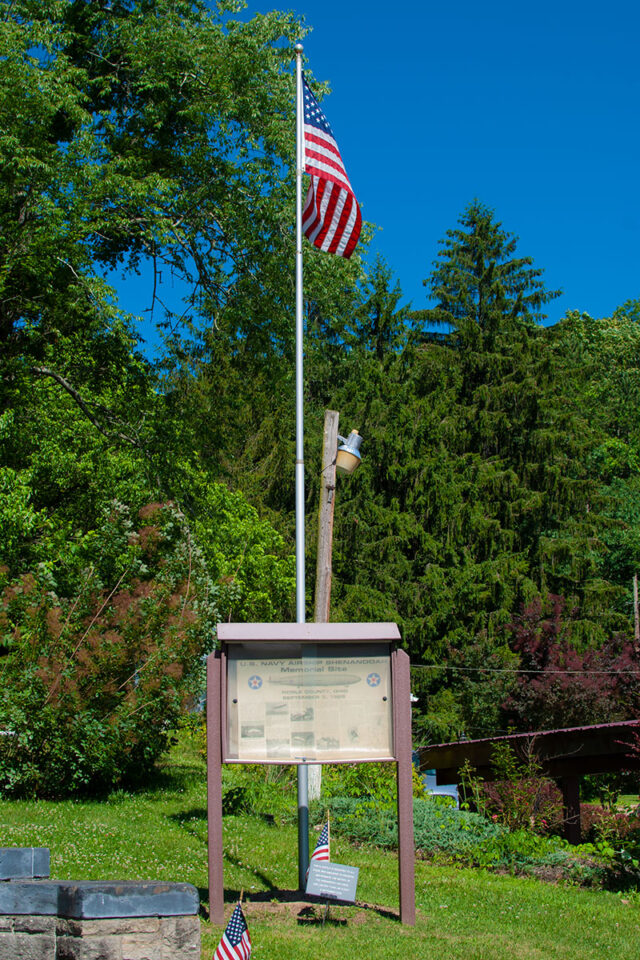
302, 178, 362, 260
305, 151, 351, 189
303, 130, 353, 187
336, 196, 359, 257
322, 189, 347, 251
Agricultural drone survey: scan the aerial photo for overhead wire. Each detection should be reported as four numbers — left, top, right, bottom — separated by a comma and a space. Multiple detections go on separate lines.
411, 663, 640, 676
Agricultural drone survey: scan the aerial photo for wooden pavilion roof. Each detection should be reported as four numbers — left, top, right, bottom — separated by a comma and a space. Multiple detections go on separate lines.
418, 719, 640, 784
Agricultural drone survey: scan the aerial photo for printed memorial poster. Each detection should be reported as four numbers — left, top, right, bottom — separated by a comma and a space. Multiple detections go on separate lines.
225, 643, 393, 762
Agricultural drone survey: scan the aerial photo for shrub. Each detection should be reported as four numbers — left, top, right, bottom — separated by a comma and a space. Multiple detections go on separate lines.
0, 503, 219, 797
580, 803, 627, 844
481, 777, 564, 836
327, 796, 583, 878
504, 595, 640, 729
320, 762, 425, 805
326, 795, 504, 857
461, 741, 564, 835
476, 828, 570, 870
581, 800, 640, 874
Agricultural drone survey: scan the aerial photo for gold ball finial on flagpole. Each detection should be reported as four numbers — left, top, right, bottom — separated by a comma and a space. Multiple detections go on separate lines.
295, 43, 304, 54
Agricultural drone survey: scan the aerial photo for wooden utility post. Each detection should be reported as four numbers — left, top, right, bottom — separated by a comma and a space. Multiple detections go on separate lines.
309, 410, 339, 801
314, 410, 339, 623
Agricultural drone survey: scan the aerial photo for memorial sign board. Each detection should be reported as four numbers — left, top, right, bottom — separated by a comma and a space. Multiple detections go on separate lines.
225, 642, 393, 763
305, 862, 359, 903
207, 623, 415, 927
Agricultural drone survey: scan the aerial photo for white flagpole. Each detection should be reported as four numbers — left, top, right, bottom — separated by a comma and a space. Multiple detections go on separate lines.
294, 44, 305, 626
294, 42, 310, 891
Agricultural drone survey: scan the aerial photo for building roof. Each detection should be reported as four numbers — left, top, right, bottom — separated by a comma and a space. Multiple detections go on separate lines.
418, 719, 640, 783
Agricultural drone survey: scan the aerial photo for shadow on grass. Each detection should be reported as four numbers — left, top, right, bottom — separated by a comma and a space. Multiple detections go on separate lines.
296, 905, 347, 926
167, 806, 277, 829
100, 761, 205, 802
199, 851, 388, 918
144, 760, 205, 793
167, 806, 208, 825
223, 886, 399, 922
164, 801, 401, 923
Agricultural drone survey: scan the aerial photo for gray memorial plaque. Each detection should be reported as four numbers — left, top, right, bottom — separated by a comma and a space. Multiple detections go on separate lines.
305, 862, 359, 902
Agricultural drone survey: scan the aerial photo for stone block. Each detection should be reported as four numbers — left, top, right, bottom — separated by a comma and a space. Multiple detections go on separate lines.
0, 918, 56, 960
57, 882, 200, 919
11, 931, 56, 960
0, 881, 200, 959
56, 938, 122, 960
14, 914, 56, 935
55, 915, 200, 960
160, 915, 200, 959
56, 920, 122, 960
0, 847, 50, 880
0, 880, 59, 916
120, 933, 162, 960
59, 917, 161, 938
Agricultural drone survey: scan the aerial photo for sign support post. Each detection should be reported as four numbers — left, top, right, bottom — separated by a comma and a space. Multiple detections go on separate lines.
392, 647, 415, 926
206, 651, 225, 926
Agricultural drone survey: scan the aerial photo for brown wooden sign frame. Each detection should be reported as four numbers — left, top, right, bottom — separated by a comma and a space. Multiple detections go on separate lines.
206, 622, 415, 926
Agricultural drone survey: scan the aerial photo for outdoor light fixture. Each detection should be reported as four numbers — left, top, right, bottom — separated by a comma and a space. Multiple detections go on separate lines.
335, 429, 362, 476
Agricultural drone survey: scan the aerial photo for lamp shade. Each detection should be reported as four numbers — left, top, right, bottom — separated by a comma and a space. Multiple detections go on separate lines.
336, 430, 362, 476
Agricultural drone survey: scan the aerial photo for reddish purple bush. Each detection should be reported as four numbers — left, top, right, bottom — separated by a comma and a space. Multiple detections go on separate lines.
503, 595, 640, 730
480, 777, 564, 835
580, 802, 640, 846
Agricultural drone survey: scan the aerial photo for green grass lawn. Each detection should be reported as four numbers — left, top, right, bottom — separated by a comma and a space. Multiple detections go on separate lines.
1, 737, 638, 960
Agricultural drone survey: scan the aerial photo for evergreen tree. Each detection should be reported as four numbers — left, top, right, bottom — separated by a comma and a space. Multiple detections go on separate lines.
319, 204, 633, 739
419, 199, 561, 352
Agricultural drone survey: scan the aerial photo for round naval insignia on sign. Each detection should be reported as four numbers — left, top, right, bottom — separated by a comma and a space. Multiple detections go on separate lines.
366, 672, 381, 687
248, 675, 263, 690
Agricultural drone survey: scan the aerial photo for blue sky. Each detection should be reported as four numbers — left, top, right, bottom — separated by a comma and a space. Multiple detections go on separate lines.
274, 0, 639, 323
116, 0, 639, 336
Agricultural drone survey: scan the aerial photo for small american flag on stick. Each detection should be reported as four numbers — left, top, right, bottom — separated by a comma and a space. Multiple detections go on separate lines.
212, 901, 251, 960
310, 818, 330, 863
302, 73, 361, 259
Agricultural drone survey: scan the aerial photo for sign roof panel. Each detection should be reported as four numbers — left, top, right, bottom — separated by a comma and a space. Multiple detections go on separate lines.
217, 622, 401, 643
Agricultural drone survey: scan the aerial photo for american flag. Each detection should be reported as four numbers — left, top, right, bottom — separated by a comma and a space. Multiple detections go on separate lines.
302, 73, 361, 259
310, 821, 330, 863
213, 902, 251, 960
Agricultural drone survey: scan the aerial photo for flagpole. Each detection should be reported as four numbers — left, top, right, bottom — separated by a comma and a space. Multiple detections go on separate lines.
294, 41, 310, 891
294, 43, 305, 626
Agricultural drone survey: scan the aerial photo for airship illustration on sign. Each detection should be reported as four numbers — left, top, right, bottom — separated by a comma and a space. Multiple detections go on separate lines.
267, 673, 363, 687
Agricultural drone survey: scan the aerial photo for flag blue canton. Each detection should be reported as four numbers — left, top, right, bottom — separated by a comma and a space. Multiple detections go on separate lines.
303, 82, 335, 138
225, 905, 247, 945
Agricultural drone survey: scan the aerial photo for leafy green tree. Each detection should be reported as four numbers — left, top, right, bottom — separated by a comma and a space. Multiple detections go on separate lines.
1, 0, 305, 354
0, 346, 294, 795
1, 0, 365, 488
0, 0, 310, 790
548, 308, 640, 615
